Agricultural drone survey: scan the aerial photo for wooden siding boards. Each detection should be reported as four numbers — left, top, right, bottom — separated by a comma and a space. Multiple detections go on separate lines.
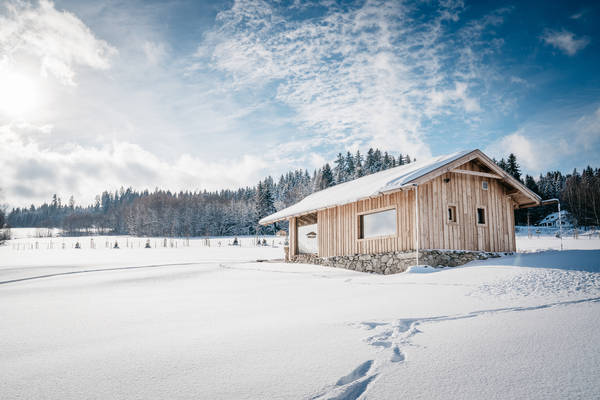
314, 160, 516, 258
289, 217, 297, 256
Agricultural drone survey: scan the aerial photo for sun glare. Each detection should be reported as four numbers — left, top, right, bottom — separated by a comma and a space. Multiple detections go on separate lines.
0, 71, 40, 118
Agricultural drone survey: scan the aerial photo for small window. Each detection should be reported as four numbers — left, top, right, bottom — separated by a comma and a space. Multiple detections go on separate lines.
359, 208, 397, 239
477, 207, 486, 225
482, 181, 488, 190
448, 205, 457, 223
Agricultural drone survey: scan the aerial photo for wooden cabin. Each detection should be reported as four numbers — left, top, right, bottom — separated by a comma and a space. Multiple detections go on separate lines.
260, 149, 541, 259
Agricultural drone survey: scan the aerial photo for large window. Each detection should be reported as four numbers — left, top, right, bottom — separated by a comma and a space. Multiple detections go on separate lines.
359, 208, 397, 239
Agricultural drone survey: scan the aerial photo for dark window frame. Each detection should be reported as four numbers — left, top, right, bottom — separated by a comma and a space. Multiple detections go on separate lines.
447, 204, 458, 224
476, 206, 487, 225
358, 207, 398, 240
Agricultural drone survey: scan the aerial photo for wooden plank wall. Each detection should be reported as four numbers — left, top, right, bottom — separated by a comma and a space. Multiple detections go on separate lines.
289, 217, 297, 256
417, 161, 516, 253
310, 160, 516, 257
315, 189, 416, 257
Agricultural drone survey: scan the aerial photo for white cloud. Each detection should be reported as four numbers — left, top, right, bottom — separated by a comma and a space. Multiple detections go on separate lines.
486, 132, 542, 171
570, 11, 585, 20
509, 76, 527, 85
0, 0, 285, 207
1, 0, 564, 207
429, 82, 481, 113
541, 29, 590, 56
572, 106, 600, 149
197, 0, 508, 159
0, 0, 117, 85
486, 106, 600, 175
142, 41, 167, 65
0, 123, 268, 206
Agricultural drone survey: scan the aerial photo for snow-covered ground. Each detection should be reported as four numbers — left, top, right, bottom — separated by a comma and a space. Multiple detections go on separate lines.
1, 231, 599, 399
515, 226, 600, 252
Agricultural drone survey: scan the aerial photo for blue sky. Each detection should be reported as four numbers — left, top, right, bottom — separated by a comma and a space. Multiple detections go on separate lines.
0, 0, 598, 206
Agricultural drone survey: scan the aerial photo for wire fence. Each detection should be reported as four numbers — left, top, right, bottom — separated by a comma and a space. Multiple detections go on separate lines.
8, 234, 287, 251
515, 225, 600, 239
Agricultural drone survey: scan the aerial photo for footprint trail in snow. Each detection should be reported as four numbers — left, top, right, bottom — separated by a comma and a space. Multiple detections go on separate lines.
309, 295, 600, 399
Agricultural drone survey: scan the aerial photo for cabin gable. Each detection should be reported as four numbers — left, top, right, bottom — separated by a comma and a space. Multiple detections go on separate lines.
415, 160, 516, 253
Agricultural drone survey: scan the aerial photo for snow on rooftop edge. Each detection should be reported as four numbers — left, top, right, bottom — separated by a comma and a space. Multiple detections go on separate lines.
260, 149, 473, 225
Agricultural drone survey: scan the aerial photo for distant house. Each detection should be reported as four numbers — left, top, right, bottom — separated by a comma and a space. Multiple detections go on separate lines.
276, 230, 288, 237
260, 149, 541, 271
538, 210, 573, 228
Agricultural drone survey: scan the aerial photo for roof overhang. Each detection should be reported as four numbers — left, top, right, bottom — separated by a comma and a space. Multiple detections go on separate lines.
260, 149, 541, 225
393, 149, 541, 209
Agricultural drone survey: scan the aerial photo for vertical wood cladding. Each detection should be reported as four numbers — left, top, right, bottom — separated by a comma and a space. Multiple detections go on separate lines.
291, 160, 516, 257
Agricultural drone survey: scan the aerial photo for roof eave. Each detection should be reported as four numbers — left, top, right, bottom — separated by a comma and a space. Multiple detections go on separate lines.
404, 149, 541, 207
469, 150, 542, 207
259, 149, 542, 224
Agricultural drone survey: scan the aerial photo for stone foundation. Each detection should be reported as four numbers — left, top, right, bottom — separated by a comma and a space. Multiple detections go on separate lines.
289, 249, 507, 274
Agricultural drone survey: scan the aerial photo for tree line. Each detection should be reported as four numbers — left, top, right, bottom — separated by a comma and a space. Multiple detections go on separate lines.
0, 189, 9, 243
6, 148, 414, 237
494, 154, 600, 227
6, 150, 599, 237
0, 194, 10, 245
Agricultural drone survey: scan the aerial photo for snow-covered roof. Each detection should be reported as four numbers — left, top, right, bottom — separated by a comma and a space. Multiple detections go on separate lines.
539, 210, 570, 223
260, 150, 473, 225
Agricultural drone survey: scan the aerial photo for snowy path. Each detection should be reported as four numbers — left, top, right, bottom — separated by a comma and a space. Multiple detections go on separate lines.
1, 238, 599, 399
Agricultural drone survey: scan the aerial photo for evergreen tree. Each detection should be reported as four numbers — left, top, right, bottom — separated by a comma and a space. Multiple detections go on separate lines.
101, 191, 111, 213
383, 152, 393, 169
320, 163, 334, 189
0, 190, 6, 243
255, 181, 276, 234
497, 158, 507, 172
22, 146, 598, 234
506, 153, 522, 182
365, 148, 375, 174
312, 168, 322, 192
344, 151, 355, 179
372, 149, 383, 172
524, 175, 539, 195
354, 151, 364, 178
518, 174, 543, 225
333, 153, 346, 184
0, 189, 5, 229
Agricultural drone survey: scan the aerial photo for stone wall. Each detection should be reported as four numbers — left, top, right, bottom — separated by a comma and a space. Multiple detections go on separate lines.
289, 249, 507, 274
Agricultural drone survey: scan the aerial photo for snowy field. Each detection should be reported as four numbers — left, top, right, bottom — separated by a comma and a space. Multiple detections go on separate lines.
1, 230, 599, 399
515, 225, 600, 252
